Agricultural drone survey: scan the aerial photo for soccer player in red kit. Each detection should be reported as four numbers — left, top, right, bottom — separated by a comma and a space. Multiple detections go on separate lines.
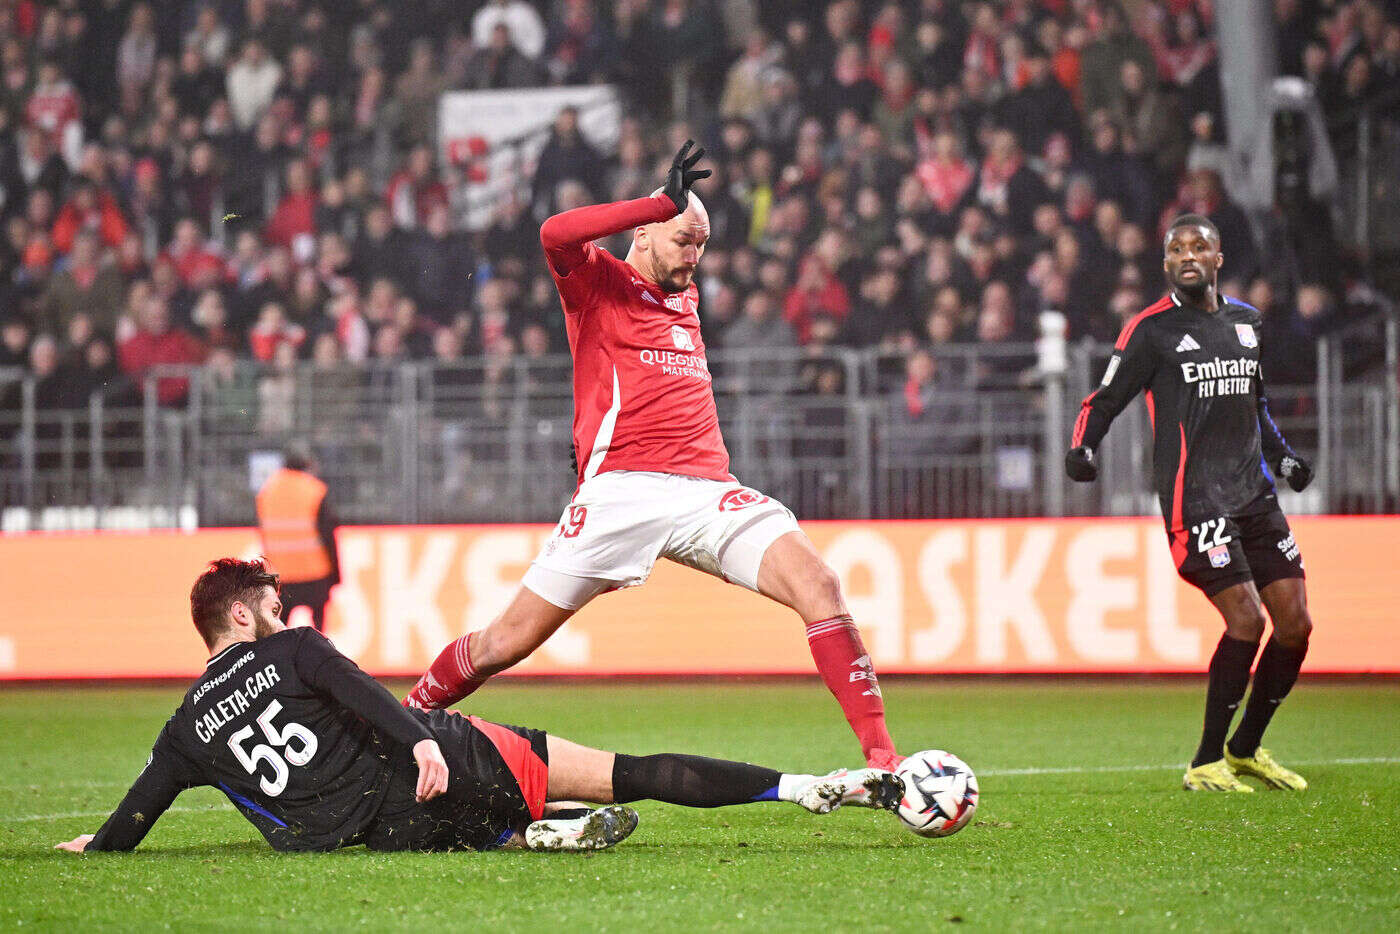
405, 142, 902, 770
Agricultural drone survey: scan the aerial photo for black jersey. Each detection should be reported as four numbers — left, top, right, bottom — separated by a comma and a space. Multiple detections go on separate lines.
1072, 292, 1300, 541
88, 627, 433, 853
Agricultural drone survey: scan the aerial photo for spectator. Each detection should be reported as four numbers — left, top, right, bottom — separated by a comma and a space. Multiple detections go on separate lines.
1079, 2, 1157, 116
404, 203, 473, 322
1112, 59, 1186, 195
385, 145, 447, 230
975, 128, 1051, 235
265, 159, 317, 251
724, 289, 797, 350
720, 30, 778, 121
473, 0, 548, 60
784, 253, 851, 343
392, 40, 446, 149
531, 106, 606, 218
0, 313, 33, 369
998, 43, 1081, 158
39, 230, 124, 334
118, 295, 205, 405
461, 22, 544, 90
249, 301, 306, 363
256, 340, 299, 436
226, 40, 283, 131
51, 178, 129, 253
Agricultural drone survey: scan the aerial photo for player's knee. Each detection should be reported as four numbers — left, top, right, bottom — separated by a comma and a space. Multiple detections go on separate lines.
803, 562, 845, 615
1226, 607, 1267, 643
1274, 606, 1312, 648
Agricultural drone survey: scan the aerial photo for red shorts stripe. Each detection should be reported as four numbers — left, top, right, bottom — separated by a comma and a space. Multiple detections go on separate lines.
468, 715, 549, 821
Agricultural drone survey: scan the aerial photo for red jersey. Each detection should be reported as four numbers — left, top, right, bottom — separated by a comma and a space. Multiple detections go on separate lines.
541, 194, 732, 486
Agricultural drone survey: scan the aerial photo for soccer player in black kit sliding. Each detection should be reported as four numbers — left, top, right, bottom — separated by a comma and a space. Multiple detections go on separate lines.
1066, 214, 1316, 793
55, 559, 903, 855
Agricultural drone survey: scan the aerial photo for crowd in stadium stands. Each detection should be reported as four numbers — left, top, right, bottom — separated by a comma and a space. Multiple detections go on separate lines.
2, 0, 1398, 426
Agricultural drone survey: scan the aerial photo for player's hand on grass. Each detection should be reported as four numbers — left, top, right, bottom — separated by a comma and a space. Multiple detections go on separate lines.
1278, 455, 1313, 492
413, 739, 449, 802
663, 140, 710, 214
55, 834, 93, 853
1065, 446, 1098, 482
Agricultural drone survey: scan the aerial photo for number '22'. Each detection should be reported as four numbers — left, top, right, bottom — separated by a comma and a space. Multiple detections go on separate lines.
1191, 518, 1233, 553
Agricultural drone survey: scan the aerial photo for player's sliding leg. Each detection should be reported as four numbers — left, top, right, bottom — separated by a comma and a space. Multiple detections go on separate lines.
1225, 578, 1312, 790
755, 531, 901, 770
525, 733, 904, 852
1184, 581, 1263, 792
539, 735, 902, 815
403, 586, 579, 709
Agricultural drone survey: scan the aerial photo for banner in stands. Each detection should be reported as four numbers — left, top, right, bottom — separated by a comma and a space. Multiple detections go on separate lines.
438, 85, 621, 229
1, 517, 1395, 679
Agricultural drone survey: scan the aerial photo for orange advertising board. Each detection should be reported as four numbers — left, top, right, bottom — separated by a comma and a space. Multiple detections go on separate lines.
1, 517, 1396, 679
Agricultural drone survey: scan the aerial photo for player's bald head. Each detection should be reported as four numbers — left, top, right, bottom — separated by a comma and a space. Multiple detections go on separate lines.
647, 187, 710, 238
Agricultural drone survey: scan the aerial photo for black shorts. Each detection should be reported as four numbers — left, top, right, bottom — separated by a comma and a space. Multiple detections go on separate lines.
1169, 504, 1305, 597
360, 710, 549, 852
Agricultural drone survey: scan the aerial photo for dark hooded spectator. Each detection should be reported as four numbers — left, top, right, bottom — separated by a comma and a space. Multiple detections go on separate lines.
531, 106, 606, 218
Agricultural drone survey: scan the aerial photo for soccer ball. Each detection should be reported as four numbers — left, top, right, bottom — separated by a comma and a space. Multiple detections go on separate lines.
894, 750, 978, 838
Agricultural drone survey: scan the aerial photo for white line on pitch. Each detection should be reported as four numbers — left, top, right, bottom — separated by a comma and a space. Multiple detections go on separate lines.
979, 756, 1400, 777
5, 803, 234, 824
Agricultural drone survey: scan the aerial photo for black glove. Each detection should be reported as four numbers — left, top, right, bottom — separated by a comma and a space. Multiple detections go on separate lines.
662, 139, 711, 214
1065, 446, 1098, 482
1278, 454, 1313, 492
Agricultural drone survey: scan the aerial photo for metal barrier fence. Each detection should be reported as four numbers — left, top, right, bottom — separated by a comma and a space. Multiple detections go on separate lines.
2, 318, 1397, 530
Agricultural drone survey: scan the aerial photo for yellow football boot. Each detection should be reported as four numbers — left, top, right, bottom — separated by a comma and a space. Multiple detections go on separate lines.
1224, 747, 1308, 791
1183, 758, 1255, 792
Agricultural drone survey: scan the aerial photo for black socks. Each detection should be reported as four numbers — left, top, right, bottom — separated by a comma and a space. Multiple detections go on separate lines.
1228, 638, 1309, 758
1192, 634, 1260, 768
611, 753, 782, 808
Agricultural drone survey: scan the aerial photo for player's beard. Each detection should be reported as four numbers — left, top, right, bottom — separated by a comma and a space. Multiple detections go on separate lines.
253, 609, 283, 639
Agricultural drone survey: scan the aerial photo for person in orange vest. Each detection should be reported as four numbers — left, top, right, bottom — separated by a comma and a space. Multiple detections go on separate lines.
255, 442, 340, 631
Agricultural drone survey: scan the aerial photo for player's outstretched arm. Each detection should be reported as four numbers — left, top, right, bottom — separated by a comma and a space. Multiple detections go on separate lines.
1256, 373, 1312, 491
1067, 315, 1158, 481
539, 194, 675, 277
70, 727, 198, 853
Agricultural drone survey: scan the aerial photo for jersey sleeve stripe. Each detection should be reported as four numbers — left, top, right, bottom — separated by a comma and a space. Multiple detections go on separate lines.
1168, 423, 1189, 567
1113, 296, 1173, 350
1071, 392, 1095, 447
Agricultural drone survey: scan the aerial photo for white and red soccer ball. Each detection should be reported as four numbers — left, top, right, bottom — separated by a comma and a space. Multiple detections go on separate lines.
894, 750, 979, 838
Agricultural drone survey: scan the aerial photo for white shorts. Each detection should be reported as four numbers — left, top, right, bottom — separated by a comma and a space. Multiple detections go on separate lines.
522, 471, 801, 610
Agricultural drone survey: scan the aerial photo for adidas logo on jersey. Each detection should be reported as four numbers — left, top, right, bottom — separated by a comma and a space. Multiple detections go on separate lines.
639, 290, 660, 305
1175, 334, 1201, 353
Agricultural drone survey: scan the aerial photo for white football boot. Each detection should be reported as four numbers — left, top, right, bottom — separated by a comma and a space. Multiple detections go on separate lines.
524, 805, 640, 852
794, 768, 905, 814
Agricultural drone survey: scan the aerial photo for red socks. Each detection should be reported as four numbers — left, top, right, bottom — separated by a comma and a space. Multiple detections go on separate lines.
805, 615, 899, 768
402, 632, 487, 710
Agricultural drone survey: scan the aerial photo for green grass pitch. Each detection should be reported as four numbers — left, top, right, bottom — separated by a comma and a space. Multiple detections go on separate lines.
3, 680, 1398, 931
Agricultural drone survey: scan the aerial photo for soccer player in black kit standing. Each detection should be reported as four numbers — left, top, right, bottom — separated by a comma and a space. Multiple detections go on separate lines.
1065, 215, 1316, 793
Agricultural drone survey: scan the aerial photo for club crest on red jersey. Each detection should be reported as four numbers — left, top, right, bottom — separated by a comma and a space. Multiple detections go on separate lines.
1235, 323, 1257, 348
664, 294, 684, 312
670, 324, 695, 351
719, 487, 769, 511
